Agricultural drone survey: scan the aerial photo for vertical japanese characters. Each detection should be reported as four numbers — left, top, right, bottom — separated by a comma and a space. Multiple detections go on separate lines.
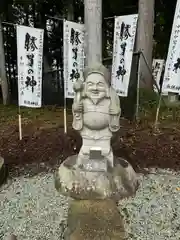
17, 26, 44, 107
111, 14, 138, 97
163, 0, 180, 93
63, 20, 85, 99
152, 59, 165, 93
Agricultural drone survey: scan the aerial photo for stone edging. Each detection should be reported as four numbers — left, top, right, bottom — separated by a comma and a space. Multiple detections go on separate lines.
0, 156, 8, 187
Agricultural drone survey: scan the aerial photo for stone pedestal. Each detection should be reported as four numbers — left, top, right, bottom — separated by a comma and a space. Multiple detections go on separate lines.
0, 156, 7, 187
54, 155, 139, 200
64, 200, 126, 240
55, 64, 139, 238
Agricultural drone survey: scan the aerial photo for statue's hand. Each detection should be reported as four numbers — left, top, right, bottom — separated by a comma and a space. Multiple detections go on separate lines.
73, 102, 83, 113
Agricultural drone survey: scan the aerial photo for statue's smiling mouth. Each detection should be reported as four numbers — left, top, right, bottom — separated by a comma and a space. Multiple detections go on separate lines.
91, 90, 99, 94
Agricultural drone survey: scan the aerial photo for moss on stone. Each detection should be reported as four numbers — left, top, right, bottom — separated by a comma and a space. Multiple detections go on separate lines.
65, 200, 126, 240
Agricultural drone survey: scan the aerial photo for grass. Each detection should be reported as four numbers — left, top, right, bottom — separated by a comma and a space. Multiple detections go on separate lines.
138, 89, 180, 124
0, 104, 73, 129
1, 93, 180, 132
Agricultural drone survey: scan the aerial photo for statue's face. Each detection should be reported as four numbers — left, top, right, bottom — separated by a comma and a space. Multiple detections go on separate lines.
85, 73, 108, 104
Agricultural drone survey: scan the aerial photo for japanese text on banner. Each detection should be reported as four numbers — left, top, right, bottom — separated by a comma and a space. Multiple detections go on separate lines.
163, 0, 180, 94
63, 20, 85, 99
17, 25, 44, 107
111, 14, 138, 97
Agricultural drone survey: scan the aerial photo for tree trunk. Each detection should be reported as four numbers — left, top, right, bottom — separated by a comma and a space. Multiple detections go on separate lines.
0, 18, 10, 105
67, 0, 74, 21
84, 0, 102, 66
136, 0, 155, 89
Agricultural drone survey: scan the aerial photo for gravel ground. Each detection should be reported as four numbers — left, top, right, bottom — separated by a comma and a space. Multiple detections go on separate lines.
0, 173, 69, 240
1, 169, 180, 240
118, 168, 180, 240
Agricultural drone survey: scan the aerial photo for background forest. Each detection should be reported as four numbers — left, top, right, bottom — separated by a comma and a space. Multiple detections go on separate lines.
0, 0, 178, 105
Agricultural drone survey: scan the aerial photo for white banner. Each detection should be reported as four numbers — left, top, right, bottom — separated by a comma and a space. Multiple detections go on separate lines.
163, 0, 180, 94
111, 14, 138, 97
17, 25, 44, 107
152, 59, 165, 92
63, 20, 85, 99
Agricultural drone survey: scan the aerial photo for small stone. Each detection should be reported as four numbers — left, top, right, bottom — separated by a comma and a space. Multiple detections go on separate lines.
4, 234, 17, 240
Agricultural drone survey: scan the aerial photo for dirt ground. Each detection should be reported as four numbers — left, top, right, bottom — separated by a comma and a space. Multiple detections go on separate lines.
1, 104, 180, 176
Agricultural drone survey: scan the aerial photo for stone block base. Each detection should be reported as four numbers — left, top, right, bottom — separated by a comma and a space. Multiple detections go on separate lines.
64, 200, 126, 240
54, 155, 139, 200
0, 156, 7, 187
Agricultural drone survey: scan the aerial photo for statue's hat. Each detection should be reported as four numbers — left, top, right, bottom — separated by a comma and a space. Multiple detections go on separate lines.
83, 63, 110, 84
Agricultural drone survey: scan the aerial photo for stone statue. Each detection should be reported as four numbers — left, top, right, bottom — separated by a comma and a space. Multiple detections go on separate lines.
72, 64, 120, 170
55, 63, 139, 201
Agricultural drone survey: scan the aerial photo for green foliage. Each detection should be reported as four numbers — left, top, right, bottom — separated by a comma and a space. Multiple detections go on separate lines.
154, 0, 177, 58
138, 88, 180, 123
139, 88, 159, 109
138, 88, 159, 120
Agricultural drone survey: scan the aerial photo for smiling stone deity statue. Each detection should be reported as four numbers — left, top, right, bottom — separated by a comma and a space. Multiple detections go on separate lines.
55, 63, 139, 201
72, 64, 121, 170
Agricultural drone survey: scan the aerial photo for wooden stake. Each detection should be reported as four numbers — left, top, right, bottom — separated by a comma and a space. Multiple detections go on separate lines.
18, 106, 22, 140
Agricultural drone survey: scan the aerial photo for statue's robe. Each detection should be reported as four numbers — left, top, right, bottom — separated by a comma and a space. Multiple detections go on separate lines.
72, 87, 120, 168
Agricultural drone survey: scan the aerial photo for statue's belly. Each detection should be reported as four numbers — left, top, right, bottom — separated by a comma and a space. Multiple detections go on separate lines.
83, 112, 109, 130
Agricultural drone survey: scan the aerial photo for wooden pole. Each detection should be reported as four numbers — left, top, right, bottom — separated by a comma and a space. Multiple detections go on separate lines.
0, 18, 10, 105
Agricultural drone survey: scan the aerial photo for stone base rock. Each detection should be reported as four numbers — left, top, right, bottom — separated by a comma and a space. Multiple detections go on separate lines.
64, 200, 126, 240
0, 156, 7, 187
54, 155, 139, 200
